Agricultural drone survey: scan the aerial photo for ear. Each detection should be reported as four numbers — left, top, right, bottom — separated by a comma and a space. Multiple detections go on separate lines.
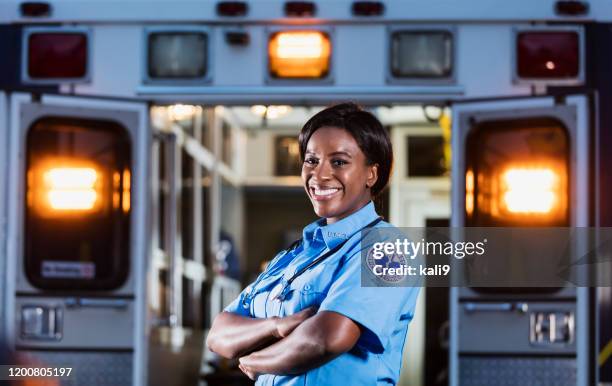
366, 164, 378, 190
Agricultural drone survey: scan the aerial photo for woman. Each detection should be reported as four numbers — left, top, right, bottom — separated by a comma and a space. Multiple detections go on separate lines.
207, 103, 420, 385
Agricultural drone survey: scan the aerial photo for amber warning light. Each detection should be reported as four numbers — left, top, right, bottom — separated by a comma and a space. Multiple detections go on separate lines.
29, 161, 104, 215
268, 31, 331, 78
44, 167, 99, 210
501, 167, 560, 214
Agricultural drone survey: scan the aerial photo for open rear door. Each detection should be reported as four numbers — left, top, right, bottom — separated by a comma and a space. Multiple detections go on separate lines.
449, 95, 592, 386
6, 93, 149, 386
0, 91, 8, 343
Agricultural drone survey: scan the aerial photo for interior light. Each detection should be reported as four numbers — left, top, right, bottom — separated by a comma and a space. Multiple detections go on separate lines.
168, 104, 200, 121
268, 31, 331, 78
250, 105, 292, 119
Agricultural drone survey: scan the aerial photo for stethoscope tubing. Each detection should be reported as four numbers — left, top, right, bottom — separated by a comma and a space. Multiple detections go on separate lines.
242, 216, 383, 308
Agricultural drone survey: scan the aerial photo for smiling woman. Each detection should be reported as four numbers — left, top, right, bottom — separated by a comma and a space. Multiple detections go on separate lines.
206, 103, 420, 386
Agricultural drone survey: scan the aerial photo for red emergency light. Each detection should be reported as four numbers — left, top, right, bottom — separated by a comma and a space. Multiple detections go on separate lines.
516, 31, 580, 79
352, 1, 385, 16
27, 31, 88, 80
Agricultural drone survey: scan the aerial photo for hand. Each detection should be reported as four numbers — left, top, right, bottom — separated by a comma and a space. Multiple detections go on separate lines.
239, 359, 258, 380
273, 307, 317, 338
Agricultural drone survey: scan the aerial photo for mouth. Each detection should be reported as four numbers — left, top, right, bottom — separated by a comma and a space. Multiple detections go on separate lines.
309, 185, 343, 201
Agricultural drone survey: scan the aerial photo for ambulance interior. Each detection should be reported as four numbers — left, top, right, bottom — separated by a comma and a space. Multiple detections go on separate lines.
147, 103, 450, 386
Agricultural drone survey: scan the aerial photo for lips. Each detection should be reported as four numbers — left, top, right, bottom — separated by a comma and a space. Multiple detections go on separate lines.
309, 185, 342, 201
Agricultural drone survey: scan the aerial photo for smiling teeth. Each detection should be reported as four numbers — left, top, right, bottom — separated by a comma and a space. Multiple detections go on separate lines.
314, 188, 339, 196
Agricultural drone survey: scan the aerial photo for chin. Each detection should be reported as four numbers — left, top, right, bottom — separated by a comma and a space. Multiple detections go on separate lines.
311, 202, 338, 219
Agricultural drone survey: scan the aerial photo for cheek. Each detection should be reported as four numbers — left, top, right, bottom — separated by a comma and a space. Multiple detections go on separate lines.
301, 165, 312, 183
340, 168, 368, 191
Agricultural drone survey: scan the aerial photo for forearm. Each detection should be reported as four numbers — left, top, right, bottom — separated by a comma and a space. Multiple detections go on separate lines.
207, 312, 279, 359
239, 321, 332, 375
239, 311, 361, 376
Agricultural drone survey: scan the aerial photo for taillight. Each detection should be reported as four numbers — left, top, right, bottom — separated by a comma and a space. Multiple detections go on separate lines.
465, 118, 569, 226
516, 31, 580, 79
268, 31, 331, 79
25, 117, 131, 290
26, 31, 88, 80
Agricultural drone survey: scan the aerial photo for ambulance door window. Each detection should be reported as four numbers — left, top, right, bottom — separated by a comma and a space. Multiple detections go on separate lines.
25, 117, 131, 290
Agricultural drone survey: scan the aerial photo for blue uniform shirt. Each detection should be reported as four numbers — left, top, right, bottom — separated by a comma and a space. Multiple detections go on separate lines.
224, 202, 421, 385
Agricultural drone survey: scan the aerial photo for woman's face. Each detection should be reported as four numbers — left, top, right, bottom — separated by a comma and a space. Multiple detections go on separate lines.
302, 126, 378, 224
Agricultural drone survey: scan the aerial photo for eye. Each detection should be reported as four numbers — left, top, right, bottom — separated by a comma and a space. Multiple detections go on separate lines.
332, 159, 348, 167
304, 157, 318, 165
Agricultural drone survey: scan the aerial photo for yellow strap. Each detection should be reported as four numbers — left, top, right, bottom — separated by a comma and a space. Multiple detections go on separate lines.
439, 112, 452, 172
600, 339, 612, 367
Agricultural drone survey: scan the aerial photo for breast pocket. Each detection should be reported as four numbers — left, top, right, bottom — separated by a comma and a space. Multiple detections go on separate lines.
293, 262, 335, 311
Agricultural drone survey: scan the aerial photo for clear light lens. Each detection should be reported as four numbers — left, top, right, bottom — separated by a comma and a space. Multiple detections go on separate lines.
391, 31, 452, 78
268, 31, 331, 78
501, 168, 559, 213
148, 32, 207, 78
42, 167, 100, 211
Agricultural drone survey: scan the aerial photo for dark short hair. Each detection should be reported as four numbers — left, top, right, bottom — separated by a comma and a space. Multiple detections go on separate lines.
298, 102, 393, 197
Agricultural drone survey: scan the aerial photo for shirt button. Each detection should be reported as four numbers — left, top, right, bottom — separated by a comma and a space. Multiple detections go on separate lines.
304, 284, 311, 291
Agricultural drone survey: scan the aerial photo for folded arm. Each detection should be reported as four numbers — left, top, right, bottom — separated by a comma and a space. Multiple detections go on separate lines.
206, 307, 316, 359
238, 311, 361, 378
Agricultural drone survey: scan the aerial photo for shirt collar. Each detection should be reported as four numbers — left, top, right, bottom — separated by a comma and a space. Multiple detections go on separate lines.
302, 201, 379, 250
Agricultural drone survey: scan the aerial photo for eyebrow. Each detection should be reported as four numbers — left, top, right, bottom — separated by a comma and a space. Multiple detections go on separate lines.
329, 151, 352, 158
305, 150, 352, 158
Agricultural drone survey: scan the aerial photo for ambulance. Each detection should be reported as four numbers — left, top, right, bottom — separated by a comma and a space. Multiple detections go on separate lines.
0, 0, 610, 385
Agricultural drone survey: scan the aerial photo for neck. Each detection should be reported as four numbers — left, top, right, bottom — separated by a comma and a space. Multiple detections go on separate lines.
325, 199, 372, 225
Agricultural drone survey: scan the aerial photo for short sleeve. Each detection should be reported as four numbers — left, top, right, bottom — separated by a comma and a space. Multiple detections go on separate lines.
223, 286, 251, 316
318, 249, 420, 353
223, 248, 292, 317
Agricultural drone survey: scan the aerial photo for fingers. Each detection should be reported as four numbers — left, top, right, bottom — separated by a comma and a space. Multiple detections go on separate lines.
238, 362, 257, 380
297, 306, 318, 319
305, 306, 318, 316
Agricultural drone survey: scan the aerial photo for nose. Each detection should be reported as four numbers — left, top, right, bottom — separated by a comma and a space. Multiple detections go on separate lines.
311, 159, 333, 182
